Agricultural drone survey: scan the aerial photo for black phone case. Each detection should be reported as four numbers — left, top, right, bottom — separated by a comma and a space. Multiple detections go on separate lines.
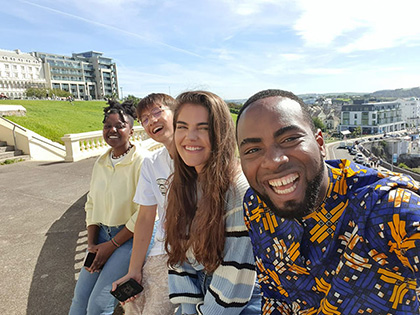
110, 278, 144, 302
83, 252, 96, 268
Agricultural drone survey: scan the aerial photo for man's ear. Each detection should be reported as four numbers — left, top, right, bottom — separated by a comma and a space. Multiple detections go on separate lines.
315, 129, 326, 158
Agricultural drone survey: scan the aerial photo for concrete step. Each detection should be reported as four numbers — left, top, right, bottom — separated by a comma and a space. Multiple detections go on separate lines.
0, 150, 23, 159
0, 154, 30, 164
0, 145, 15, 152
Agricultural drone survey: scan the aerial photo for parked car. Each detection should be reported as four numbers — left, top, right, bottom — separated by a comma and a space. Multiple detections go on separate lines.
338, 141, 346, 149
350, 147, 357, 155
355, 153, 365, 164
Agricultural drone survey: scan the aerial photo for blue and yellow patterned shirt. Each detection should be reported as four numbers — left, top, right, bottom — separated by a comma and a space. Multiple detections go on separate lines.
243, 159, 420, 314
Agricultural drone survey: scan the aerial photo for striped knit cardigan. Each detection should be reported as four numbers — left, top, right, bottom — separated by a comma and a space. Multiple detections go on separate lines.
168, 173, 258, 315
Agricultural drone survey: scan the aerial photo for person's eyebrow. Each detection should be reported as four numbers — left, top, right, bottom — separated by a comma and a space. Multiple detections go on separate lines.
239, 125, 303, 148
273, 125, 302, 138
176, 121, 208, 126
239, 137, 261, 148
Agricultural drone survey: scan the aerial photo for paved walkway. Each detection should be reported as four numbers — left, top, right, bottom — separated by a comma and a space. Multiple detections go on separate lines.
0, 145, 402, 314
0, 158, 95, 315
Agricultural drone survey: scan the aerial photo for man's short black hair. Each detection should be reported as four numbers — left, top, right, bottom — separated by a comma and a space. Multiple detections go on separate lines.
236, 89, 316, 133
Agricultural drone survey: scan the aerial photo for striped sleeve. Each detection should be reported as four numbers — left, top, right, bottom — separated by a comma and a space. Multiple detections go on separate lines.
197, 174, 257, 315
169, 263, 204, 314
168, 173, 258, 315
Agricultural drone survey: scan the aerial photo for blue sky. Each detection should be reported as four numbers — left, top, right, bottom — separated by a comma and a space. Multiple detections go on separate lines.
2, 0, 420, 99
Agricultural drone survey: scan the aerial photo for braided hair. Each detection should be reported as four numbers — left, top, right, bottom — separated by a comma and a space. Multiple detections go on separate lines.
103, 99, 137, 127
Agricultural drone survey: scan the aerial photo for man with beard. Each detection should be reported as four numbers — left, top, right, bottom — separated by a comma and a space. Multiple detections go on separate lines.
236, 89, 420, 315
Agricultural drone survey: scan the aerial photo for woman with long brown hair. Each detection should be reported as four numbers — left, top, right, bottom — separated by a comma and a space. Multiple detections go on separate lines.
165, 91, 260, 314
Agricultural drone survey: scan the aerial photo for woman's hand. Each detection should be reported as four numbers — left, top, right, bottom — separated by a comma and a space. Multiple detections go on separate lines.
86, 241, 116, 273
112, 271, 143, 305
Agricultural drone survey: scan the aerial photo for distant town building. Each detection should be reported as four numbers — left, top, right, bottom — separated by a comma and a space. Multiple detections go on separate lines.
307, 104, 341, 131
397, 97, 420, 128
0, 49, 46, 99
33, 51, 119, 100
0, 48, 119, 100
339, 101, 405, 134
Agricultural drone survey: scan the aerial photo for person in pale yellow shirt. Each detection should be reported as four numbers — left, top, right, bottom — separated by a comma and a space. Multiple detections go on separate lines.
69, 99, 150, 315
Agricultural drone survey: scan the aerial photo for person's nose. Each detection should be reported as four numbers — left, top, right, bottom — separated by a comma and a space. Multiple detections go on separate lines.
186, 128, 198, 140
261, 145, 288, 170
148, 114, 159, 125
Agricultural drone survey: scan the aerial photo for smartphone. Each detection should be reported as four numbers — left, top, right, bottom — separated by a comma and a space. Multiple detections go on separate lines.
110, 278, 144, 302
84, 252, 96, 268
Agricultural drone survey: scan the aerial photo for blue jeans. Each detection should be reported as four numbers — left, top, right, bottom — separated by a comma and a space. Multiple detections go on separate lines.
69, 224, 156, 315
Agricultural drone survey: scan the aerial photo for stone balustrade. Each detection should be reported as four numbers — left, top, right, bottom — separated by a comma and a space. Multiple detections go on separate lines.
62, 126, 161, 162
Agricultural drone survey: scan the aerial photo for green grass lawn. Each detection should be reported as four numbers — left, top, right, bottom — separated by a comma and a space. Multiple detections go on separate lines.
1, 99, 240, 145
1, 99, 108, 144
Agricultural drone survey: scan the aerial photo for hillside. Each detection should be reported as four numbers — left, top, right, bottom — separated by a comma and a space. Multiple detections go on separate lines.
370, 87, 420, 98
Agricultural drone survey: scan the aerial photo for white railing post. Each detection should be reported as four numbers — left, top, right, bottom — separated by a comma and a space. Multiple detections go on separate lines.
61, 126, 161, 162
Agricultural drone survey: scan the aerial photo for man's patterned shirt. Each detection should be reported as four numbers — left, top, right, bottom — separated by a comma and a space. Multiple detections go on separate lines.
243, 159, 420, 314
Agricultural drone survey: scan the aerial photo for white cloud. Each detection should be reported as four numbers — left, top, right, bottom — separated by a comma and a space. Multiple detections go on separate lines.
294, 0, 420, 53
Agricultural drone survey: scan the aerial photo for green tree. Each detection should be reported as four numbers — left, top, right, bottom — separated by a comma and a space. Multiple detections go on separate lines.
126, 94, 141, 104
352, 126, 361, 137
312, 117, 326, 131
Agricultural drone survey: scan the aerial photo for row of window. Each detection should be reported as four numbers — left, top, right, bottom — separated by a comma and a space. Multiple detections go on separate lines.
1, 56, 40, 64
0, 64, 38, 72
0, 72, 39, 79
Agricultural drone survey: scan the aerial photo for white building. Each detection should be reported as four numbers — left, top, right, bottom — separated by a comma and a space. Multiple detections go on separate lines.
339, 101, 405, 135
0, 49, 46, 98
33, 51, 119, 100
397, 97, 420, 128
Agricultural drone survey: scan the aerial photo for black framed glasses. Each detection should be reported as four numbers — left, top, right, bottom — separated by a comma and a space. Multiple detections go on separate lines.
140, 106, 165, 126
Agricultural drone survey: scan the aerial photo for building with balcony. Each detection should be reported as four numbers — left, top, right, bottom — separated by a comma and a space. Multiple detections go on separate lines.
339, 101, 405, 135
33, 51, 119, 100
0, 49, 46, 99
398, 97, 420, 128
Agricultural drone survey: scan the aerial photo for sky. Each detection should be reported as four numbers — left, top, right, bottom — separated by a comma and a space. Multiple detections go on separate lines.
2, 0, 420, 100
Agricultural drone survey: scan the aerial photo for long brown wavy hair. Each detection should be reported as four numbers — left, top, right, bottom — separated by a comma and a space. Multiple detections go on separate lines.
165, 91, 238, 273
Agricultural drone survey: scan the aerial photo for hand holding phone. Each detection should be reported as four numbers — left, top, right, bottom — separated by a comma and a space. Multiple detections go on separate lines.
84, 252, 96, 268
110, 278, 144, 302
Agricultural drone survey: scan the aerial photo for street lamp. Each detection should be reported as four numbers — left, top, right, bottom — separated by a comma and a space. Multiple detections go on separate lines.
120, 87, 123, 100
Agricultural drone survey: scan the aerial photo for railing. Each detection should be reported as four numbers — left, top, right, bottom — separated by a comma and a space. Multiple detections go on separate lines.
61, 126, 161, 162
0, 116, 26, 150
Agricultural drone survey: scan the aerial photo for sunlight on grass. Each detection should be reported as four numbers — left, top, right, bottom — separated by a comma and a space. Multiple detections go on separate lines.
0, 99, 108, 144
1, 100, 240, 145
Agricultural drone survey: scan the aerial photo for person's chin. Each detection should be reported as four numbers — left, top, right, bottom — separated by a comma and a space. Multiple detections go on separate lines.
253, 188, 308, 220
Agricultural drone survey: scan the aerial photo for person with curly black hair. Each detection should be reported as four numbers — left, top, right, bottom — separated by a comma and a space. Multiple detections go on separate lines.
69, 99, 151, 315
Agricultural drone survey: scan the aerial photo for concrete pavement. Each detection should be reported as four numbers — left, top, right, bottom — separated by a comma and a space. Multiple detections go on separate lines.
0, 142, 407, 315
0, 157, 95, 315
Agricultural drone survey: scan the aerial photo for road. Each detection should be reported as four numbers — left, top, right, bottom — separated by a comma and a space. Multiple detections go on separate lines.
326, 142, 354, 160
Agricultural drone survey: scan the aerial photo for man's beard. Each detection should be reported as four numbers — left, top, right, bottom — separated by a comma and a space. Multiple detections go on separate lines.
253, 158, 326, 220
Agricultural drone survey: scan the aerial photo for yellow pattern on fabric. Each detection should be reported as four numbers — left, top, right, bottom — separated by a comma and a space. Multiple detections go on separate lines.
319, 297, 341, 315
309, 200, 348, 243
378, 268, 417, 309
388, 213, 420, 272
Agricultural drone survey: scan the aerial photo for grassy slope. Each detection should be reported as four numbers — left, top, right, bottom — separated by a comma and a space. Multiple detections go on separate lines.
0, 99, 239, 145
0, 99, 107, 144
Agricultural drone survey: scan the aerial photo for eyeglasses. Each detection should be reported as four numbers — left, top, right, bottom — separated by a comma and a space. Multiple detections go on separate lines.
140, 106, 165, 126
